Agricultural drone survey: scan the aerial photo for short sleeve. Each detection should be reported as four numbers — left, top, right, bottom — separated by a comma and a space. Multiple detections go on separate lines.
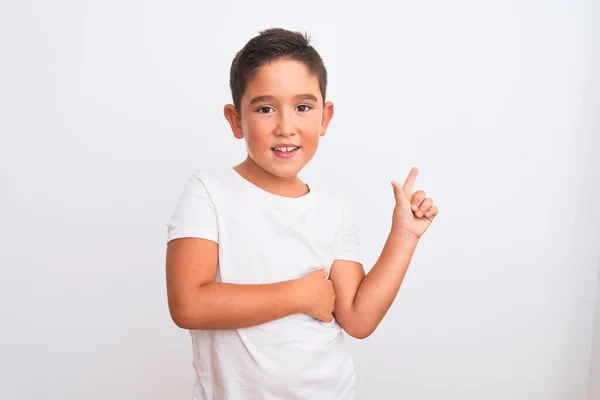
333, 205, 361, 263
166, 174, 218, 244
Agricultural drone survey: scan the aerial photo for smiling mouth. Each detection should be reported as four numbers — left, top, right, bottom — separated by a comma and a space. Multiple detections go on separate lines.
271, 146, 300, 159
272, 146, 300, 153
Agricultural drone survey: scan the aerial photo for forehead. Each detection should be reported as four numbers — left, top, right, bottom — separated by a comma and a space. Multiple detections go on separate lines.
243, 59, 321, 101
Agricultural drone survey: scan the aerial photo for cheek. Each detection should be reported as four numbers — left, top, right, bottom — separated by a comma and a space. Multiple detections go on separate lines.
244, 118, 271, 145
306, 111, 323, 130
302, 117, 323, 142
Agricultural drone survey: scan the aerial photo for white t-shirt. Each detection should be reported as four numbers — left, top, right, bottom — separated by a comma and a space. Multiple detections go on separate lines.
167, 168, 362, 400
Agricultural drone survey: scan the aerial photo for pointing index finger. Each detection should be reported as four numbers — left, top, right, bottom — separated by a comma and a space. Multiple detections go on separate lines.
403, 167, 419, 195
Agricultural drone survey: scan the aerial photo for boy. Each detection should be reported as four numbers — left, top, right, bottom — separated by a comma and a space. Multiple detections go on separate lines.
166, 28, 438, 399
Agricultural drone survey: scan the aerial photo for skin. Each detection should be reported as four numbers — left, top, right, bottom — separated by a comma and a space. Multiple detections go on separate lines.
165, 58, 438, 338
224, 58, 333, 197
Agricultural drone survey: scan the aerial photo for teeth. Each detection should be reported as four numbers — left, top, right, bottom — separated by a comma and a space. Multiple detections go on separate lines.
274, 146, 298, 153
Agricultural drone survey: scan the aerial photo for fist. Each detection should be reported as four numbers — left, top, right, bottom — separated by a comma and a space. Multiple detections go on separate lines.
295, 269, 336, 322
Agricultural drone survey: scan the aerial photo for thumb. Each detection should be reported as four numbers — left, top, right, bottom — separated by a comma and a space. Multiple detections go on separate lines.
391, 181, 408, 204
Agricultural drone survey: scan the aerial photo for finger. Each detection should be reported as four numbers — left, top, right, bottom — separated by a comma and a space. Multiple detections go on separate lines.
424, 205, 438, 220
410, 190, 426, 212
416, 198, 433, 218
403, 167, 419, 197
391, 181, 406, 204
324, 314, 334, 323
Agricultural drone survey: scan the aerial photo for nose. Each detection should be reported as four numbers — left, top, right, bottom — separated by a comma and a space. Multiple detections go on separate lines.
275, 109, 296, 137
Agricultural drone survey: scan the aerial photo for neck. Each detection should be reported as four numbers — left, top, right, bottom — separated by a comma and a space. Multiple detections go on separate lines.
234, 157, 309, 198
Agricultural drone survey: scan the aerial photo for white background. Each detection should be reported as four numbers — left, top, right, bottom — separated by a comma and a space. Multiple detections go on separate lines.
1, 1, 599, 399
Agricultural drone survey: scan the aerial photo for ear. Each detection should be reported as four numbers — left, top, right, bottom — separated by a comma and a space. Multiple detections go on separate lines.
223, 104, 244, 139
320, 101, 334, 137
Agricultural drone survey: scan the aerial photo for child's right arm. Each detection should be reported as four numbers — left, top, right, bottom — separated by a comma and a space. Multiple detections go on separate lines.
166, 237, 335, 330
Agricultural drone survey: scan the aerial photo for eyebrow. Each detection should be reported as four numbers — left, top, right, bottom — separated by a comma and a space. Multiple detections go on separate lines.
249, 93, 319, 105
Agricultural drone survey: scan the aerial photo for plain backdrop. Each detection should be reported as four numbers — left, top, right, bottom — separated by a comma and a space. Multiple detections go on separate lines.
590, 273, 600, 399
1, 1, 599, 399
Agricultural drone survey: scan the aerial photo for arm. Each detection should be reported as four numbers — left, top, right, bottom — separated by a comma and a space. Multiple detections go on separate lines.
330, 168, 438, 339
166, 237, 333, 330
329, 231, 418, 339
166, 237, 300, 330
165, 174, 336, 330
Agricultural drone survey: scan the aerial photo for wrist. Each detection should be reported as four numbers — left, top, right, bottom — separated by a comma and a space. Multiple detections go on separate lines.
289, 278, 307, 314
390, 227, 420, 245
376, 228, 419, 268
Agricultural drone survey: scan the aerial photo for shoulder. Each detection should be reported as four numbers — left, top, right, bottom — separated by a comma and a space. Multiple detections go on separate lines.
309, 187, 361, 255
187, 168, 234, 186
172, 168, 239, 209
308, 186, 354, 221
183, 168, 240, 195
167, 169, 230, 243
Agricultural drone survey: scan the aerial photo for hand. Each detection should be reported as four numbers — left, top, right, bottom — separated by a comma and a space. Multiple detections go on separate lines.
295, 269, 336, 322
391, 167, 438, 239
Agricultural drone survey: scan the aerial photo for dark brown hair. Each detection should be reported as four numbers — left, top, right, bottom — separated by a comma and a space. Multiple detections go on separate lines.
229, 28, 328, 111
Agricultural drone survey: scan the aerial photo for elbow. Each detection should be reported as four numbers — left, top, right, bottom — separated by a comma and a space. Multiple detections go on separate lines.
346, 327, 374, 340
169, 308, 191, 329
169, 303, 201, 330
337, 312, 375, 339
168, 284, 214, 330
171, 314, 191, 330
341, 321, 375, 339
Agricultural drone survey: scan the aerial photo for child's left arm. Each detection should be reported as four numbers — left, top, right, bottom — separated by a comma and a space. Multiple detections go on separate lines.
329, 167, 438, 339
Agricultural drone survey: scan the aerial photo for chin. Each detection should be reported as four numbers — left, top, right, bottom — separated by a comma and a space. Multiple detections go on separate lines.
271, 167, 303, 179
262, 162, 304, 179
249, 154, 307, 179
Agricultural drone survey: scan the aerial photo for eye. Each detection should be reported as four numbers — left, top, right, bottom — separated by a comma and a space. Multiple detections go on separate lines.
296, 104, 312, 112
256, 106, 275, 114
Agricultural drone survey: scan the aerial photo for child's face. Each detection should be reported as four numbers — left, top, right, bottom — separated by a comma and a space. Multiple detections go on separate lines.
225, 58, 334, 180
